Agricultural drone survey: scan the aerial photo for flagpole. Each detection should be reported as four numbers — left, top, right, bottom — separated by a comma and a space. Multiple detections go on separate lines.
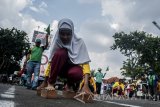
37, 26, 40, 34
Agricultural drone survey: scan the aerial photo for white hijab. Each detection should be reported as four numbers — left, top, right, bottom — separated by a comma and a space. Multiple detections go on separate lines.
49, 18, 91, 64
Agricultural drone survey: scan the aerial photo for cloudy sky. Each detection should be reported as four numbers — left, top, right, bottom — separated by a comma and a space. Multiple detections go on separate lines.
1, 0, 160, 78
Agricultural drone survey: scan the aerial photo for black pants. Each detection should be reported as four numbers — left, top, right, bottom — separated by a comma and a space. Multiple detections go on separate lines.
129, 90, 134, 98
89, 84, 94, 93
149, 85, 157, 100
96, 82, 102, 94
149, 85, 154, 97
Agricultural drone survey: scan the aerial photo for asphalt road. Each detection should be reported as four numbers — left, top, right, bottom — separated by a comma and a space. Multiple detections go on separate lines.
0, 83, 160, 107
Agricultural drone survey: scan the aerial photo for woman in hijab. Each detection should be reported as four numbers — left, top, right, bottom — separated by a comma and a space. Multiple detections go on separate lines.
42, 18, 92, 94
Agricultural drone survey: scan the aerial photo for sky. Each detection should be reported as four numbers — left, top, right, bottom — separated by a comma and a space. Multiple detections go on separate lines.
0, 0, 160, 78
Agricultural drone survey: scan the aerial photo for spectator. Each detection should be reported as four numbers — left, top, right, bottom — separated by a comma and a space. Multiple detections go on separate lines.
24, 33, 48, 90
148, 69, 158, 100
157, 78, 160, 100
129, 83, 135, 98
94, 68, 106, 94
1, 74, 8, 84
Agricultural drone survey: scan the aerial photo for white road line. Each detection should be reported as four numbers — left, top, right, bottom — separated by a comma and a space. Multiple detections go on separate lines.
0, 86, 15, 98
0, 86, 15, 107
1, 94, 15, 98
0, 100, 15, 107
94, 99, 141, 107
4, 92, 15, 95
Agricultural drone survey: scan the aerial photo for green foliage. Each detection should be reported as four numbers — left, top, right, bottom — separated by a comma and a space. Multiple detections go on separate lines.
111, 31, 160, 78
0, 27, 30, 75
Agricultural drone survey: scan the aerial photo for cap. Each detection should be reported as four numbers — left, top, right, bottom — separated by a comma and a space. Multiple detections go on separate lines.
98, 68, 102, 71
35, 39, 41, 43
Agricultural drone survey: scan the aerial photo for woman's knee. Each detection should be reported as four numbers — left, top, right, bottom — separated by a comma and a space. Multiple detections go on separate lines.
67, 66, 83, 81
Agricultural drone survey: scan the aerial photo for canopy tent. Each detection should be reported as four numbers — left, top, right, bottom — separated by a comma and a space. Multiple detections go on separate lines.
102, 77, 119, 84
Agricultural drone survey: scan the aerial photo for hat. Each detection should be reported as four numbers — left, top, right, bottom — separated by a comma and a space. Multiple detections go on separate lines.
35, 39, 41, 43
98, 68, 102, 71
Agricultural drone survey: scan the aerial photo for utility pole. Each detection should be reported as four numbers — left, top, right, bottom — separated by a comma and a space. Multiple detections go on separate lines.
152, 21, 160, 30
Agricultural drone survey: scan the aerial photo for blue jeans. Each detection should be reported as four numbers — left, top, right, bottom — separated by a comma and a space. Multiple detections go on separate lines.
26, 61, 40, 88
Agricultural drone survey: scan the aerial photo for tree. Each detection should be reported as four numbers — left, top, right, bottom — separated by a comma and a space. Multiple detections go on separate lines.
111, 31, 160, 77
0, 27, 30, 75
139, 36, 160, 73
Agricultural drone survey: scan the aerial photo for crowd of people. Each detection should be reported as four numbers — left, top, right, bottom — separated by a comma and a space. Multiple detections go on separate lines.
101, 72, 160, 101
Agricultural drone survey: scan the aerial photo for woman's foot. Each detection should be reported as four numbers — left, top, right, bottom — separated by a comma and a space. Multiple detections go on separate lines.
45, 83, 55, 90
37, 81, 47, 90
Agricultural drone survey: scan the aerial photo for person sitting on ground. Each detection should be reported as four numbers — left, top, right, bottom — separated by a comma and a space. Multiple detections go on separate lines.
43, 18, 92, 94
112, 79, 125, 96
129, 83, 135, 98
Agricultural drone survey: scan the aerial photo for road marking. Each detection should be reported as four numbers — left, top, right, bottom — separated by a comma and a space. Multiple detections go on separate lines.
0, 86, 15, 107
4, 92, 15, 95
0, 100, 15, 107
94, 99, 141, 107
1, 94, 15, 98
0, 86, 15, 98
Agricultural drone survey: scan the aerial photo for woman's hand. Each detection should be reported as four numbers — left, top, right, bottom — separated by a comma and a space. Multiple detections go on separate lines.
82, 84, 94, 96
82, 73, 94, 95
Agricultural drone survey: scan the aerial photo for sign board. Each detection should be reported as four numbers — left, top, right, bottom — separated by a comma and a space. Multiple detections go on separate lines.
32, 30, 46, 46
39, 51, 49, 77
32, 30, 53, 49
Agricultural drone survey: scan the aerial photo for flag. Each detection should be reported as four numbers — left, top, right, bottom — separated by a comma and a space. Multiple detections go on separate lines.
106, 66, 109, 71
46, 24, 50, 35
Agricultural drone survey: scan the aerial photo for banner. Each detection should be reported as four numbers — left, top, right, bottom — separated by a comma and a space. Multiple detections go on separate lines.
32, 30, 53, 49
32, 30, 47, 46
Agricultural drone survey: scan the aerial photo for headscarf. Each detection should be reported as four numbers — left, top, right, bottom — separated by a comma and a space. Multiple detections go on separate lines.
48, 18, 91, 64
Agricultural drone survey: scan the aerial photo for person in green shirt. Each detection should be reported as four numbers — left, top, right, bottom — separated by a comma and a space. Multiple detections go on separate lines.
24, 34, 48, 90
148, 69, 158, 100
94, 68, 106, 94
